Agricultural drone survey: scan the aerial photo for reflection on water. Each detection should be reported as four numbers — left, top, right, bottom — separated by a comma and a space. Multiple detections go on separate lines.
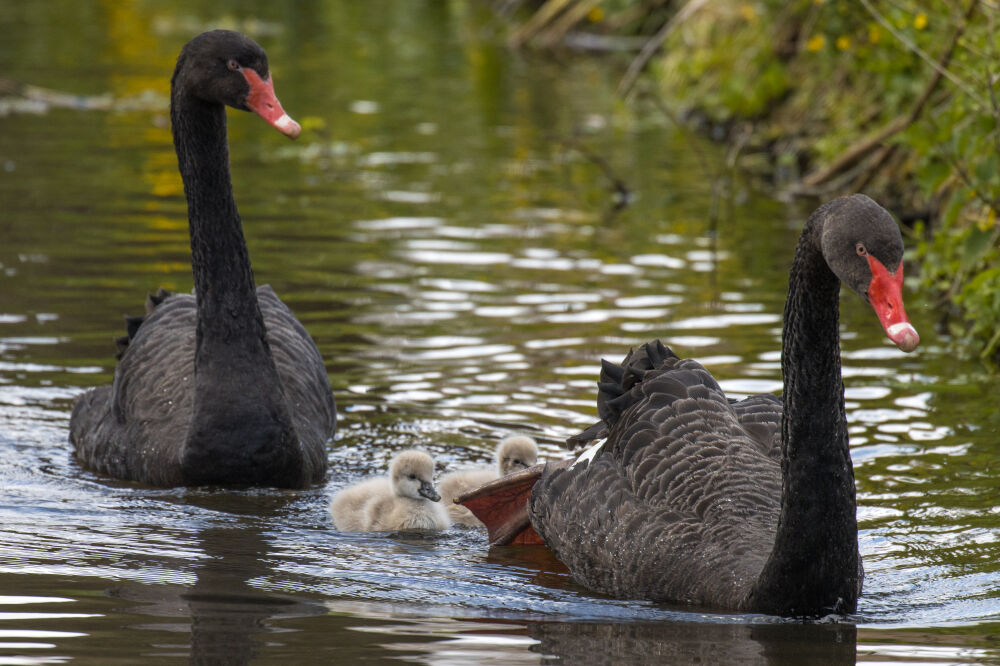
528, 621, 857, 666
2, 0, 1000, 663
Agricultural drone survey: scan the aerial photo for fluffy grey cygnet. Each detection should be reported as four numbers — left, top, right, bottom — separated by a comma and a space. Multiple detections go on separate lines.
330, 450, 451, 532
439, 435, 539, 526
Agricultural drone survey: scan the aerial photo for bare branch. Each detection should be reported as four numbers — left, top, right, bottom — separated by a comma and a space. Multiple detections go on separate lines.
555, 134, 632, 212
618, 0, 711, 97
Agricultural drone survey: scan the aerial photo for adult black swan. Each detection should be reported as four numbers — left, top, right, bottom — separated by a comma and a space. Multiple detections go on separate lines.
70, 31, 335, 488
460, 195, 919, 616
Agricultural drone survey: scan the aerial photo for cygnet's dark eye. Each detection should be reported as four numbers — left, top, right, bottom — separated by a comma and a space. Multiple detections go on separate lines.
227, 59, 241, 71
856, 243, 867, 257
408, 474, 416, 480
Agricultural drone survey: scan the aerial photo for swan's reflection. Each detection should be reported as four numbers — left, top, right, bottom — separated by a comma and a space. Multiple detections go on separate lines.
527, 619, 857, 666
183, 493, 332, 665
107, 492, 326, 665
182, 528, 308, 664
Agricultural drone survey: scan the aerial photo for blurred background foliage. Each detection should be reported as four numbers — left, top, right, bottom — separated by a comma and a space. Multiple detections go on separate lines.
493, 0, 1000, 364
4, 0, 998, 364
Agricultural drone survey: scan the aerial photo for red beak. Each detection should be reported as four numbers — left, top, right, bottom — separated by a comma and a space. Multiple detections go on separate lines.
866, 255, 919, 353
240, 68, 301, 139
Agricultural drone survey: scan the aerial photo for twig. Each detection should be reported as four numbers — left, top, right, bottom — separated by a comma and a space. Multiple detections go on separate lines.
618, 0, 711, 97
947, 152, 1000, 212
540, 0, 602, 47
641, 85, 717, 182
555, 134, 632, 211
641, 84, 727, 250
850, 144, 897, 192
0, 77, 113, 110
980, 326, 1000, 360
509, 0, 574, 47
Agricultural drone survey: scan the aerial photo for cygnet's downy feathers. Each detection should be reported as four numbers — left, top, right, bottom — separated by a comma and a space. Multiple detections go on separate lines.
330, 450, 451, 532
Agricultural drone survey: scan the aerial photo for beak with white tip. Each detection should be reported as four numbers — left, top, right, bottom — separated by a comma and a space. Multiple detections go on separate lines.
866, 255, 919, 353
240, 67, 301, 139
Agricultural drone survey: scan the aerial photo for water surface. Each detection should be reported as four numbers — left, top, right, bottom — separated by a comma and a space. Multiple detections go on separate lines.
2, 2, 999, 664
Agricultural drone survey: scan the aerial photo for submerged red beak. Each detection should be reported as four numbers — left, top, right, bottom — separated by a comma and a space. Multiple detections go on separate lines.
240, 68, 301, 139
866, 255, 919, 353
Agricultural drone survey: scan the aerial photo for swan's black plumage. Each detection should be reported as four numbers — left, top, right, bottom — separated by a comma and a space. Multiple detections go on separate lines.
70, 31, 335, 488
527, 195, 916, 616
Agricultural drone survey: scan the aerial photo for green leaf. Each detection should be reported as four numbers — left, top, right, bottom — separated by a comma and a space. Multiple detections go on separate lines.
916, 160, 950, 192
975, 153, 999, 187
942, 189, 969, 228
960, 225, 997, 272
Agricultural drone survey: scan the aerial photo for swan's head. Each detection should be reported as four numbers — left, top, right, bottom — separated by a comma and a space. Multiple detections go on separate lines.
173, 30, 301, 139
497, 435, 539, 476
817, 194, 919, 353
389, 450, 441, 502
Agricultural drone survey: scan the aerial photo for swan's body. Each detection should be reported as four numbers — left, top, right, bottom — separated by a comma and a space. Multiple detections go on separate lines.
440, 436, 538, 526
463, 195, 919, 616
330, 450, 451, 532
69, 31, 335, 488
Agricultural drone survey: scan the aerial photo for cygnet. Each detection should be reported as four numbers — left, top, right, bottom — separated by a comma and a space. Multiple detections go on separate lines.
330, 450, 451, 532
439, 435, 539, 527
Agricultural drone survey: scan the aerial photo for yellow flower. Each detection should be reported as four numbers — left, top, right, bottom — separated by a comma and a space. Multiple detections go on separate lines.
587, 7, 604, 23
868, 25, 881, 43
836, 35, 851, 50
806, 34, 826, 52
300, 116, 327, 132
914, 13, 928, 30
979, 207, 997, 232
740, 3, 756, 21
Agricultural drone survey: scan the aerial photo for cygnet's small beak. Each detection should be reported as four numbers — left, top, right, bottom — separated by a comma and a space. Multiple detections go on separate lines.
418, 480, 440, 502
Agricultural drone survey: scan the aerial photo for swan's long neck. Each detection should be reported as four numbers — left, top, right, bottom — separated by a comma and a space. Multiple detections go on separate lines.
170, 86, 303, 487
171, 93, 266, 346
747, 216, 860, 616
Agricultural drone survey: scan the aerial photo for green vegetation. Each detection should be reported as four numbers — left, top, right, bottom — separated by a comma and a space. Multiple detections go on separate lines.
501, 0, 1000, 364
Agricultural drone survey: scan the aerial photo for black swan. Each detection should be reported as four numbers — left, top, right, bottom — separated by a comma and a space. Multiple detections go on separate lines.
460, 195, 919, 616
70, 30, 335, 488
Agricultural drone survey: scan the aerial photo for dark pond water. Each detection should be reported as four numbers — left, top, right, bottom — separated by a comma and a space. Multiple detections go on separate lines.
2, 1, 1000, 664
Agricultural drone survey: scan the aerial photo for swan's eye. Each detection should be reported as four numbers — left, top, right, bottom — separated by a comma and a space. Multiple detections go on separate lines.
856, 243, 867, 257
408, 474, 416, 480
227, 59, 241, 71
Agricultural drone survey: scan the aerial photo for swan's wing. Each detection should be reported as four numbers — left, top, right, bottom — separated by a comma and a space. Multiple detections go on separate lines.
729, 393, 782, 459
69, 385, 116, 471
72, 287, 332, 485
528, 340, 782, 607
458, 463, 556, 545
439, 468, 496, 506
256, 285, 336, 480
564, 342, 679, 448
70, 294, 196, 485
